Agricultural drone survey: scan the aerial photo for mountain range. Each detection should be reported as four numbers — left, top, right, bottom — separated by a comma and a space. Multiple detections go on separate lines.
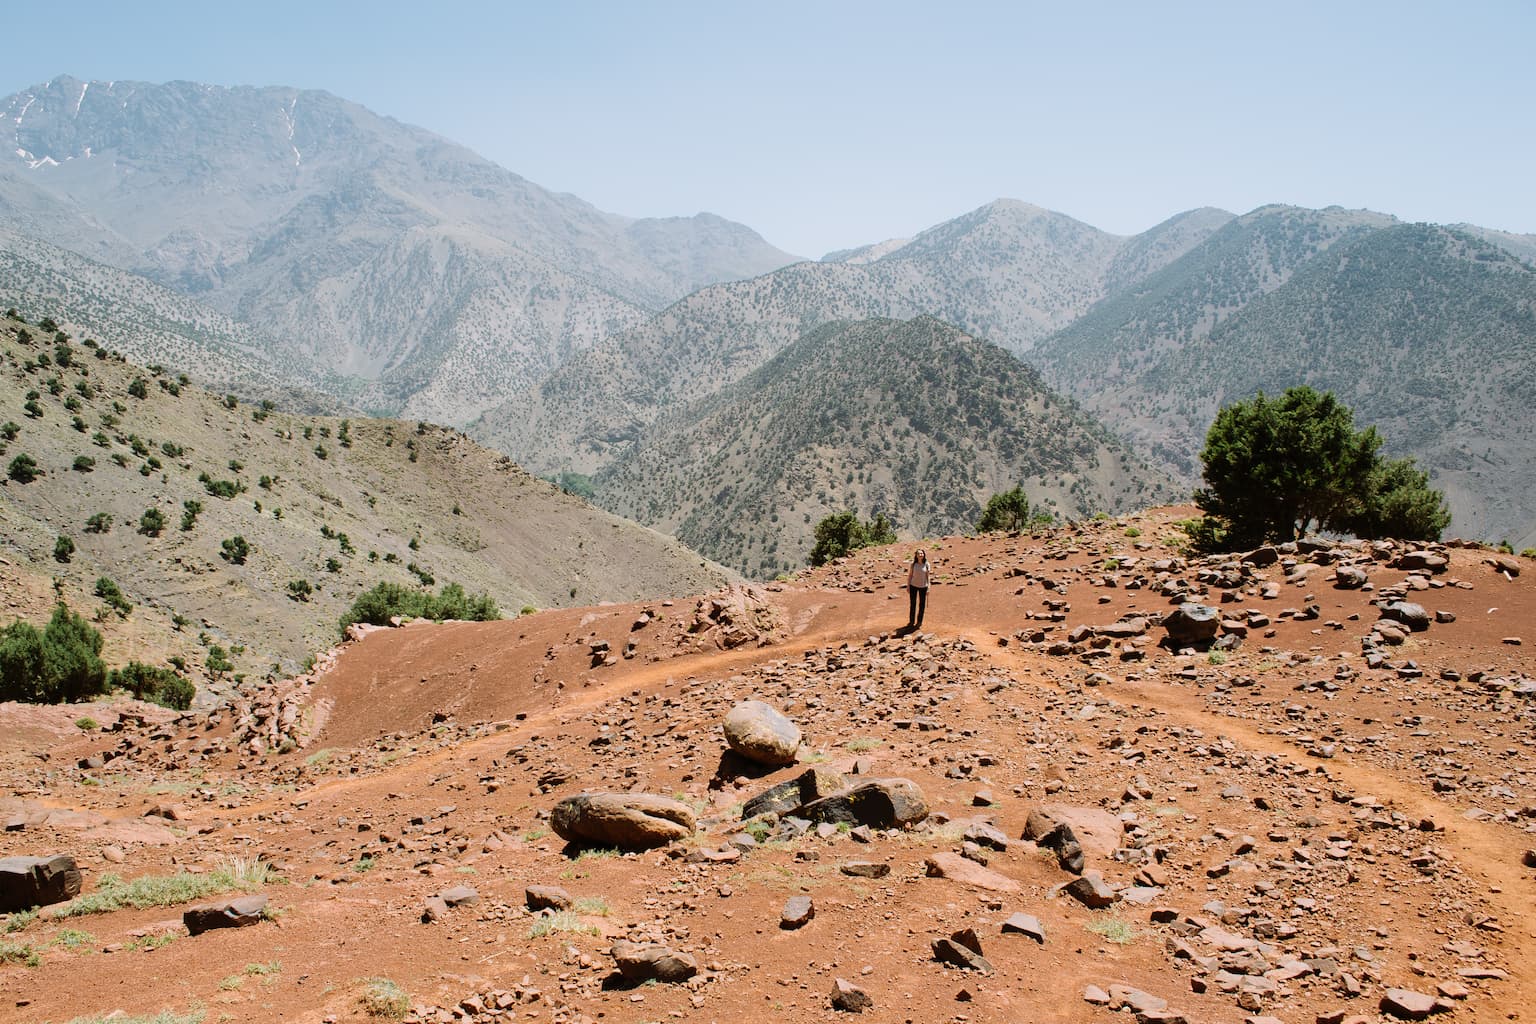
3, 74, 1535, 561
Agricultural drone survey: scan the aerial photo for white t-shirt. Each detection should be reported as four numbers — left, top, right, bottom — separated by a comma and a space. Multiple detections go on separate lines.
908, 560, 930, 588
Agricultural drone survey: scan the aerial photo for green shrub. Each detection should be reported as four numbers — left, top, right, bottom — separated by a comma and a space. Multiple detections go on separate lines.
94, 577, 132, 617
220, 536, 251, 564
109, 662, 195, 710
72, 455, 95, 472
200, 475, 242, 499
180, 500, 202, 531
1195, 386, 1449, 550
0, 603, 108, 703
139, 508, 166, 536
339, 582, 499, 636
53, 536, 74, 563
205, 645, 233, 677
84, 513, 112, 535
287, 579, 313, 602
127, 377, 148, 399
0, 422, 19, 440
7, 454, 42, 483
808, 510, 896, 566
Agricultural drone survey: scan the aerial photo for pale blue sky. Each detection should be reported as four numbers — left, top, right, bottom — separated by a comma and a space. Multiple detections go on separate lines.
4, 1, 1532, 256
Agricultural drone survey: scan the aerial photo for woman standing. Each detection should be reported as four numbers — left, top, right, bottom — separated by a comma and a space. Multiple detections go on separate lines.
907, 549, 930, 628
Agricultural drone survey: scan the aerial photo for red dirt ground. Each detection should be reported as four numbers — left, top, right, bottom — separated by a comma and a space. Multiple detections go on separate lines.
2, 507, 1533, 1024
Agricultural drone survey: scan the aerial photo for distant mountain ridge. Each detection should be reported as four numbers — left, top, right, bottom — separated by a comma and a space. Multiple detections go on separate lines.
593, 315, 1178, 575
0, 75, 800, 420
3, 73, 1534, 554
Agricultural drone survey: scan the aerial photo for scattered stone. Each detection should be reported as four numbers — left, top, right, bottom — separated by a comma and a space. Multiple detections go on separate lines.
550, 792, 696, 849
781, 895, 814, 929
0, 855, 82, 912
741, 768, 847, 819
1334, 567, 1368, 589
184, 894, 268, 936
722, 700, 802, 766
437, 885, 478, 908
831, 978, 873, 1013
525, 885, 572, 911
1063, 874, 1117, 908
1163, 603, 1221, 644
840, 860, 890, 878
798, 778, 928, 829
1381, 601, 1431, 632
1379, 988, 1446, 1019
932, 934, 992, 972
1001, 912, 1045, 943
923, 852, 1021, 892
611, 941, 698, 984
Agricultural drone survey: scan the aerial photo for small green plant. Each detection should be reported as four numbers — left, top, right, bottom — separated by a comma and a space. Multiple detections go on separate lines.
287, 579, 313, 602
52, 927, 96, 950
72, 455, 95, 472
0, 938, 40, 967
359, 977, 410, 1020
3, 909, 37, 933
353, 855, 376, 873
845, 737, 884, 752
1085, 914, 1135, 944
75, 716, 98, 731
1207, 650, 1227, 665
54, 535, 75, 563
528, 910, 599, 938
94, 576, 132, 617
84, 512, 112, 534
573, 897, 610, 915
180, 500, 202, 531
127, 377, 148, 399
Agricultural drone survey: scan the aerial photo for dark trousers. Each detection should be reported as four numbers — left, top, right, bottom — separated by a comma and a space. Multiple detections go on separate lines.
908, 585, 927, 625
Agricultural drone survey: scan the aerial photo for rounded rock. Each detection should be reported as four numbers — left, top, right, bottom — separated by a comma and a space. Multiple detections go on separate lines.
723, 700, 802, 766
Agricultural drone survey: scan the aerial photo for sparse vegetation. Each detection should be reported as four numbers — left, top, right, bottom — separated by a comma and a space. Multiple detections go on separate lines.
339, 582, 498, 635
976, 485, 1049, 533
51, 864, 258, 918
94, 577, 132, 617
108, 662, 195, 710
359, 977, 410, 1020
528, 910, 599, 938
808, 510, 895, 566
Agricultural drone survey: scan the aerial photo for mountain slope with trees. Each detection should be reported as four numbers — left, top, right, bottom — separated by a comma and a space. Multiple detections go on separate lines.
592, 315, 1177, 575
0, 310, 731, 685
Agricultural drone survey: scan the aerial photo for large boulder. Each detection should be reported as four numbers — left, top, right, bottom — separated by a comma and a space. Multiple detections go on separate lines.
550, 793, 696, 849
741, 768, 848, 819
1162, 603, 1221, 645
0, 855, 82, 912
1024, 805, 1123, 859
723, 700, 802, 766
797, 779, 928, 830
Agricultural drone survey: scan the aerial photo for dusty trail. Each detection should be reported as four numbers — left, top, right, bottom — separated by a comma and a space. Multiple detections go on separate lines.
5, 516, 1533, 1024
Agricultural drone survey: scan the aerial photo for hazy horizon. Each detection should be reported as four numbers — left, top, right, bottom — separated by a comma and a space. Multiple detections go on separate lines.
3, 1, 1533, 257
